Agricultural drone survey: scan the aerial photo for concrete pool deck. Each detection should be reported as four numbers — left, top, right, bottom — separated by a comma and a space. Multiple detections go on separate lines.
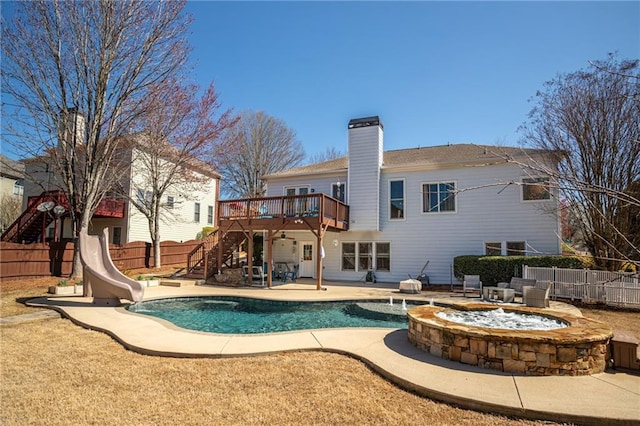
26, 279, 639, 425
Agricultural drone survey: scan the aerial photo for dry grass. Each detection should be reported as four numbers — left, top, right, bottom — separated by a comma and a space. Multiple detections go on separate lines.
2, 319, 549, 426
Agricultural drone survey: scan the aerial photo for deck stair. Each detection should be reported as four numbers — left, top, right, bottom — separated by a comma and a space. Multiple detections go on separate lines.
1, 191, 66, 243
185, 229, 245, 279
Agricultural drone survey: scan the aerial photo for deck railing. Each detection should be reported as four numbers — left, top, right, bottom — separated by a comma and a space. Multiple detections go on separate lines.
219, 194, 349, 229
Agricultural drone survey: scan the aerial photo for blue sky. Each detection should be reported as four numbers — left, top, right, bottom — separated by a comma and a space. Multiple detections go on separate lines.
185, 1, 639, 160
2, 1, 638, 162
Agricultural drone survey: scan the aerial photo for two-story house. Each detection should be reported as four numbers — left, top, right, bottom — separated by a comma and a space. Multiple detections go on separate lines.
3, 118, 219, 246
207, 116, 560, 288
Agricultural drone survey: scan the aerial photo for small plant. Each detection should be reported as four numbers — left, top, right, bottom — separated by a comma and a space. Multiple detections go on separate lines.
57, 279, 70, 287
136, 275, 146, 281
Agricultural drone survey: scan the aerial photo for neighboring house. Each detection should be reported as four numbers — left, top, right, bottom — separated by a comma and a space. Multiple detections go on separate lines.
0, 154, 26, 232
250, 116, 561, 284
6, 132, 219, 245
0, 154, 25, 198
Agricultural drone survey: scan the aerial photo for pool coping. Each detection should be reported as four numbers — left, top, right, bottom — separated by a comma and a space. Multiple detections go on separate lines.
25, 282, 640, 425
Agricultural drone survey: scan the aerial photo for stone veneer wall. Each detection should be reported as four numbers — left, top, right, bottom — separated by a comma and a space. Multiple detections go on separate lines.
407, 306, 612, 376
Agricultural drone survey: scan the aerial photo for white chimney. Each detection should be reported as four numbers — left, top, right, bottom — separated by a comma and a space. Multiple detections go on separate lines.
347, 116, 383, 231
58, 107, 85, 151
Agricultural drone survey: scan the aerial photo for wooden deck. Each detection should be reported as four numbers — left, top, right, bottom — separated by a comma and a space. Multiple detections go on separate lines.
218, 194, 349, 233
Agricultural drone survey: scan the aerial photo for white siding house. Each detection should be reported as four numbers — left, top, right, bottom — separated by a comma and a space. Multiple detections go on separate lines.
263, 116, 561, 284
20, 145, 219, 245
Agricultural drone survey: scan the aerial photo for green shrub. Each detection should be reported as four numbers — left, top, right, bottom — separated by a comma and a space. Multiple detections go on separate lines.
453, 255, 587, 285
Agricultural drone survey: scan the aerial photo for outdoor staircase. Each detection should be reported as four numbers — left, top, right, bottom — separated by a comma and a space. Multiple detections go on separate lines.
185, 229, 245, 279
1, 191, 66, 243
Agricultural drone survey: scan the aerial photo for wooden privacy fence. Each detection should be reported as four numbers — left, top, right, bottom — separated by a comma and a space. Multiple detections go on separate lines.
0, 239, 200, 280
523, 265, 640, 309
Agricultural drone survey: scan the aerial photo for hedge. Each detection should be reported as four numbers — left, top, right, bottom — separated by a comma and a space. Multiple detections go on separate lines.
453, 255, 587, 286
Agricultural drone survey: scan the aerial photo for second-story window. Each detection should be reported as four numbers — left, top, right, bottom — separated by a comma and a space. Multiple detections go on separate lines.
422, 182, 456, 213
166, 196, 174, 209
332, 182, 346, 202
522, 177, 550, 201
194, 202, 201, 223
13, 179, 23, 197
207, 205, 213, 225
389, 180, 405, 219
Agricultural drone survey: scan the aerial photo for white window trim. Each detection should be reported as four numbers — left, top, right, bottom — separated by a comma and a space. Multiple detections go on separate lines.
283, 185, 311, 196
388, 178, 406, 221
483, 241, 528, 256
520, 176, 551, 202
420, 180, 458, 214
341, 241, 391, 272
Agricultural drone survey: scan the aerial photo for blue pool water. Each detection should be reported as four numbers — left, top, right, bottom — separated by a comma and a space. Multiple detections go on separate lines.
126, 296, 412, 334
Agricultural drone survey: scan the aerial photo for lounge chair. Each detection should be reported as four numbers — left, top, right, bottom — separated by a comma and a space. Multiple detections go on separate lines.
463, 275, 482, 297
523, 281, 552, 308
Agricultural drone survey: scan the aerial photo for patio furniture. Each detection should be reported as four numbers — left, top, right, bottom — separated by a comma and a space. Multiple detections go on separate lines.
282, 264, 298, 283
497, 277, 537, 296
523, 281, 552, 308
463, 275, 482, 297
482, 286, 515, 303
399, 278, 421, 294
242, 265, 268, 284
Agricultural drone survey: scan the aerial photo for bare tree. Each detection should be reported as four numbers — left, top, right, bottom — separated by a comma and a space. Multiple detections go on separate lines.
2, 0, 191, 278
520, 55, 640, 270
214, 111, 305, 198
307, 146, 345, 164
0, 194, 22, 233
122, 80, 236, 267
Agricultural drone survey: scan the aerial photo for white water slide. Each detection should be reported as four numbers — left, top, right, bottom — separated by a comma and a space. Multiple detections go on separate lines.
80, 228, 144, 305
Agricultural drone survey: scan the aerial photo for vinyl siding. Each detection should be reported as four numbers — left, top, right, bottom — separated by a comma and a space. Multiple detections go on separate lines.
266, 174, 348, 199
348, 125, 382, 231
268, 161, 560, 285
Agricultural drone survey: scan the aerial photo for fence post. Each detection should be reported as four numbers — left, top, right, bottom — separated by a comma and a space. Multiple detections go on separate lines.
523, 264, 528, 279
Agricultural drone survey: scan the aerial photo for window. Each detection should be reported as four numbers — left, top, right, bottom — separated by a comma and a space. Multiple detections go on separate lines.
485, 242, 502, 256
358, 242, 373, 270
522, 177, 550, 201
422, 182, 456, 213
332, 182, 346, 202
207, 205, 214, 225
194, 202, 201, 222
112, 227, 122, 245
341, 242, 391, 272
506, 241, 526, 256
166, 196, 174, 209
342, 243, 356, 271
376, 242, 390, 271
137, 188, 152, 205
389, 180, 404, 219
13, 179, 23, 197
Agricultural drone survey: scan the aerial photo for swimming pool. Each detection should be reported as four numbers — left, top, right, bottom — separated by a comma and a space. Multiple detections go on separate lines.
127, 296, 413, 334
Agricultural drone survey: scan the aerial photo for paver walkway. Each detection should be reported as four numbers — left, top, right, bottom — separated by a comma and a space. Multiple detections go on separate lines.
24, 280, 640, 425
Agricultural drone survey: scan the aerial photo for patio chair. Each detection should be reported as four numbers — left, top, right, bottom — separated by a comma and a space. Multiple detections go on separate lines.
523, 281, 552, 308
242, 265, 268, 284
282, 264, 298, 283
497, 277, 537, 296
463, 275, 482, 297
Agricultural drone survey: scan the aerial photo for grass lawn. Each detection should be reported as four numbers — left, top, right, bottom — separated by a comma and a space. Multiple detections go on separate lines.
2, 272, 638, 425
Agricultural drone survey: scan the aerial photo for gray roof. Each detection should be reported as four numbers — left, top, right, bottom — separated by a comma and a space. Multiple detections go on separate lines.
0, 154, 25, 180
264, 144, 548, 179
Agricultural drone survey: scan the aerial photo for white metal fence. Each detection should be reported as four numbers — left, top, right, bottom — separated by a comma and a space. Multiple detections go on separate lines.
523, 266, 640, 309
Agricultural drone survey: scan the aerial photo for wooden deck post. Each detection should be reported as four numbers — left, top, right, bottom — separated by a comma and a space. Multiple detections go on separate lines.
316, 233, 323, 290
247, 231, 253, 285
216, 230, 223, 275
266, 230, 274, 288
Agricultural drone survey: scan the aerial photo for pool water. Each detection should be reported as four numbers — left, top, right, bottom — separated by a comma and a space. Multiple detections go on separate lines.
127, 297, 410, 334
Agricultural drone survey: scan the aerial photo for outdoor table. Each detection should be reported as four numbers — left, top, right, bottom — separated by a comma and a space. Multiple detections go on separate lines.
482, 286, 515, 303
